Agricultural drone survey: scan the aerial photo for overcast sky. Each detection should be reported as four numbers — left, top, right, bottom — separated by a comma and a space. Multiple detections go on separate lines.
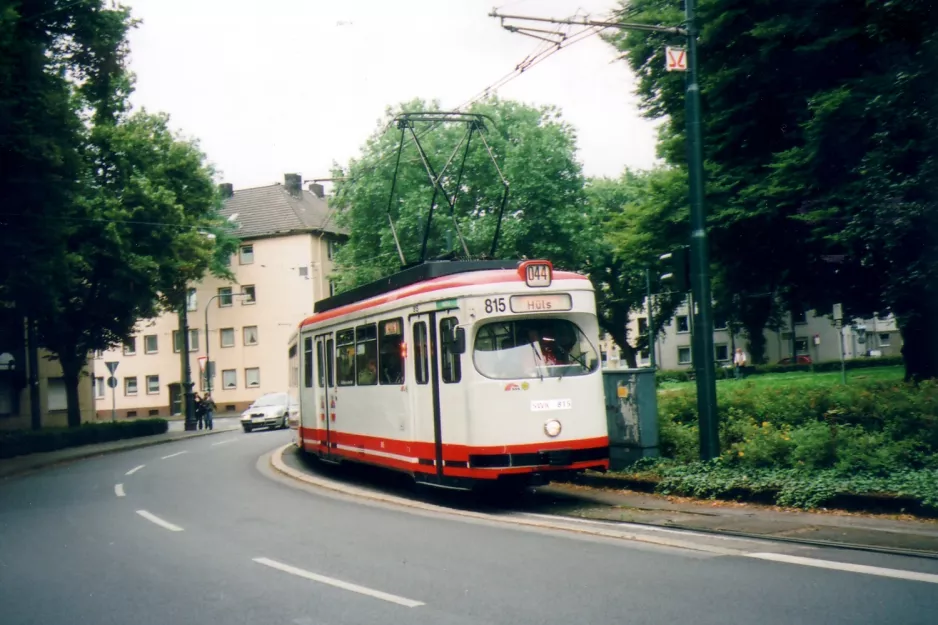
124, 0, 660, 190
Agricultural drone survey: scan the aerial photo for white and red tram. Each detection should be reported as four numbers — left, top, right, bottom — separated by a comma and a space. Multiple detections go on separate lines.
287, 259, 609, 488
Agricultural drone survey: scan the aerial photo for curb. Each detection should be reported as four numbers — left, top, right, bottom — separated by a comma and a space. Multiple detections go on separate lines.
267, 444, 743, 556
0, 427, 237, 479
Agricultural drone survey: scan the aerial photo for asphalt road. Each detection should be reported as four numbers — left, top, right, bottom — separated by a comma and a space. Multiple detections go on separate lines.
167, 415, 242, 432
2, 430, 937, 625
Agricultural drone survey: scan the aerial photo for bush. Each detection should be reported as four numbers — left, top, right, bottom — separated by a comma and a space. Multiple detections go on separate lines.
0, 419, 169, 459
655, 357, 904, 385
657, 378, 938, 474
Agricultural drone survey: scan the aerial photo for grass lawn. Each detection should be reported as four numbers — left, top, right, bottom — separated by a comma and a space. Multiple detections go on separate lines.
657, 365, 905, 393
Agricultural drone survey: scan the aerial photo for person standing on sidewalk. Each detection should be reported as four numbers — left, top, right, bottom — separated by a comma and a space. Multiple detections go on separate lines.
734, 347, 748, 379
194, 393, 205, 430
202, 392, 216, 430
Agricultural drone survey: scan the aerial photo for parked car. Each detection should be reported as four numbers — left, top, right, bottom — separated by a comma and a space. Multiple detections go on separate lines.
777, 355, 813, 365
240, 392, 296, 432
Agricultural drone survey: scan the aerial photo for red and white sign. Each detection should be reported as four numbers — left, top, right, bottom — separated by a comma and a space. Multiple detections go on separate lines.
197, 356, 207, 371
666, 46, 687, 72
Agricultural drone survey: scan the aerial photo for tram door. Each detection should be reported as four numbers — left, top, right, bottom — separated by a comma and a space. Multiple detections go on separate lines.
314, 334, 336, 454
410, 313, 443, 476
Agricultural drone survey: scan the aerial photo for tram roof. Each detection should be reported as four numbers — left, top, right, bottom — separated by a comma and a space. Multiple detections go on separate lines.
303, 260, 588, 328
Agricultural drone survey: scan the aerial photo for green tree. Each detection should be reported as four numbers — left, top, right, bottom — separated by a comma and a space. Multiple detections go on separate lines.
329, 97, 592, 289
605, 0, 937, 377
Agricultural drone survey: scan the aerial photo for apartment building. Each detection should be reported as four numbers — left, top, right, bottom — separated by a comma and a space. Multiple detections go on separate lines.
93, 174, 344, 418
0, 311, 95, 430
600, 299, 903, 370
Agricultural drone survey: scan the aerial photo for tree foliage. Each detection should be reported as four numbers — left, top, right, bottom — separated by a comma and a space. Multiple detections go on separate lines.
606, 0, 938, 377
329, 97, 592, 289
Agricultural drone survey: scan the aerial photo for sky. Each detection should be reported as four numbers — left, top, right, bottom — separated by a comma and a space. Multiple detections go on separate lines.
124, 0, 661, 191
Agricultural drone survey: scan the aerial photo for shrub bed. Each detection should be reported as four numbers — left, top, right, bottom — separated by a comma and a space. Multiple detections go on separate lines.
656, 356, 904, 385
0, 419, 169, 459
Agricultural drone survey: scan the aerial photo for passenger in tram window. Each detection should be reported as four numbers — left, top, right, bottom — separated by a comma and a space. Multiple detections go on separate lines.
358, 358, 377, 385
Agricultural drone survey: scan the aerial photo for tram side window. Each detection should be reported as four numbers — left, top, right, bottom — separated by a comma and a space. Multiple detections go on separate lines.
288, 344, 299, 388
440, 317, 461, 384
316, 341, 325, 388
336, 330, 355, 386
303, 337, 313, 388
378, 318, 405, 385
414, 322, 429, 385
356, 324, 378, 386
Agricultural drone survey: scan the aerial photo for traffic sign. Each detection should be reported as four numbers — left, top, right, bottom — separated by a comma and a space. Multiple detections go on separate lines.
105, 361, 119, 374
107, 376, 118, 388
665, 46, 687, 72
197, 356, 207, 371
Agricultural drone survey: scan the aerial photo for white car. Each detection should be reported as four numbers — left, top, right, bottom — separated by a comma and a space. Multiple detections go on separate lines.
240, 392, 295, 432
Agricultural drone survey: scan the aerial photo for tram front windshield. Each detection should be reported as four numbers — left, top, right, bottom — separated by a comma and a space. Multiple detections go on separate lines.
473, 318, 599, 379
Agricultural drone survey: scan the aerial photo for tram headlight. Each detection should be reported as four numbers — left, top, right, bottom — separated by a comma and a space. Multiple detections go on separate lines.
544, 419, 562, 437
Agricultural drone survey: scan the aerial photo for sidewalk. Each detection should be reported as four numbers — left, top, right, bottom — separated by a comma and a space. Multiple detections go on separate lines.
0, 426, 237, 479
541, 481, 938, 555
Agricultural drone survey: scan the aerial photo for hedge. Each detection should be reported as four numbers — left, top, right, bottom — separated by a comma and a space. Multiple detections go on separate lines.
0, 419, 169, 459
656, 356, 904, 385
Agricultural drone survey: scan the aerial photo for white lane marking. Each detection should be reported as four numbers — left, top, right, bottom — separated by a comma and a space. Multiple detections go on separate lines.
125, 464, 145, 476
136, 510, 184, 532
211, 438, 240, 447
252, 557, 424, 608
745, 552, 938, 585
161, 451, 188, 460
519, 513, 763, 544
114, 483, 125, 497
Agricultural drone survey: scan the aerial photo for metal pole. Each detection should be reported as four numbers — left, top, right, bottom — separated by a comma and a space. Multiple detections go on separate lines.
684, 0, 719, 460
179, 306, 196, 431
111, 383, 116, 422
839, 324, 847, 384
205, 297, 212, 394
26, 318, 41, 430
645, 268, 656, 369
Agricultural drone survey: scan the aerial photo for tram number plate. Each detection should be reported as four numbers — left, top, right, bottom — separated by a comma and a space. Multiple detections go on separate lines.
525, 263, 552, 287
531, 399, 572, 412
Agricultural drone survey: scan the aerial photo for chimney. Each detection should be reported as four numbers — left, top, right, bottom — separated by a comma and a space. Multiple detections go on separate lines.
218, 182, 234, 199
308, 182, 325, 199
284, 173, 302, 197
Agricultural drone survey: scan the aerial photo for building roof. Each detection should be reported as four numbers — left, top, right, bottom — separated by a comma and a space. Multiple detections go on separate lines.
220, 183, 345, 240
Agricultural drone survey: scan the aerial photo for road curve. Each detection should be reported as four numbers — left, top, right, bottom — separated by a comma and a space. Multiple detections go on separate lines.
1, 430, 937, 625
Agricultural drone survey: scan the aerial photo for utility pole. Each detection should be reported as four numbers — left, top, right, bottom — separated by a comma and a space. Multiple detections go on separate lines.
178, 306, 197, 431
27, 318, 41, 430
492, 3, 720, 459
645, 268, 656, 369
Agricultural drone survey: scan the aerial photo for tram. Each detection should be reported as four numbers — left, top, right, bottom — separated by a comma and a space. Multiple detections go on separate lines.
287, 259, 609, 489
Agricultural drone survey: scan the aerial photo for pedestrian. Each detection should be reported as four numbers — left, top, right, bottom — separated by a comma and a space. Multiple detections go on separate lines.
202, 392, 216, 430
734, 347, 748, 379
194, 393, 204, 430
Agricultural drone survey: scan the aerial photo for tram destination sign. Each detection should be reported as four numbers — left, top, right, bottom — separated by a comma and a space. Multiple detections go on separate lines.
510, 293, 573, 313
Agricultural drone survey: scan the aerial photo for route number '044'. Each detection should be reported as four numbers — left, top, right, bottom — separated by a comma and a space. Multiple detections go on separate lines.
525, 263, 552, 287
484, 298, 507, 314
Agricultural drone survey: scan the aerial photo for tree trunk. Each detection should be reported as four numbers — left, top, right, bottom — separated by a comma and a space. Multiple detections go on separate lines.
899, 312, 938, 382
59, 353, 85, 428
600, 313, 637, 368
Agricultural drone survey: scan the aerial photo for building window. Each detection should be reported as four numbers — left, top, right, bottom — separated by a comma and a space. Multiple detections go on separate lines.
222, 369, 237, 389
637, 317, 648, 335
440, 317, 462, 383
329, 280, 337, 297
676, 316, 690, 333
241, 285, 256, 304
173, 329, 199, 352
336, 329, 355, 387
879, 333, 891, 346
677, 347, 692, 365
793, 309, 807, 325
715, 344, 729, 362
146, 375, 160, 395
218, 287, 233, 307
47, 377, 67, 411
94, 350, 104, 359
125, 376, 138, 396
144, 334, 158, 354
94, 377, 105, 399
795, 338, 809, 355
123, 337, 137, 355
714, 314, 728, 330
239, 244, 254, 265
220, 328, 235, 348
186, 288, 198, 312
243, 326, 259, 346
327, 239, 340, 260
245, 367, 260, 388
638, 350, 648, 363
298, 266, 308, 278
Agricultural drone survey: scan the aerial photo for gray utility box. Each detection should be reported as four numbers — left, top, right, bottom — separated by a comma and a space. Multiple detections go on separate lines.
602, 368, 659, 470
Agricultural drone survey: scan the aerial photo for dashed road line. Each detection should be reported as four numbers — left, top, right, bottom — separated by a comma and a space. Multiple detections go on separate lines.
125, 464, 145, 476
211, 438, 240, 447
252, 557, 424, 607
115, 483, 125, 497
135, 510, 184, 532
161, 451, 188, 460
744, 552, 938, 585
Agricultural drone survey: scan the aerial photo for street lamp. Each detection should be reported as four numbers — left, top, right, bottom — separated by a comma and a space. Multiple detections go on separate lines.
204, 291, 250, 393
